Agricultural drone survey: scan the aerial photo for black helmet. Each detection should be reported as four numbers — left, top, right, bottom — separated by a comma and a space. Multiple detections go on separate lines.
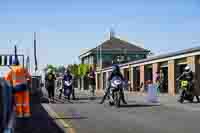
65, 69, 70, 74
112, 64, 120, 73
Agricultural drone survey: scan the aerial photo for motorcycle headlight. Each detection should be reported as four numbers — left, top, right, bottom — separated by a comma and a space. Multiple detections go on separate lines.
114, 80, 122, 85
111, 83, 117, 88
111, 80, 122, 88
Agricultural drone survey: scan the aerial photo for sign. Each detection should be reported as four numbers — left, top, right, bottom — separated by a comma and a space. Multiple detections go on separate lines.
0, 55, 24, 66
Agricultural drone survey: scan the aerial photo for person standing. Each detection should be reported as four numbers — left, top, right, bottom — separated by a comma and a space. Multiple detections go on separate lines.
159, 70, 165, 92
154, 71, 161, 93
4, 59, 31, 118
45, 69, 56, 102
63, 69, 73, 101
88, 67, 96, 97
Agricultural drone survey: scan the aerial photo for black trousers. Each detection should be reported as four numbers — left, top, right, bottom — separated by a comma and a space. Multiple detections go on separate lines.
47, 86, 55, 99
71, 88, 75, 99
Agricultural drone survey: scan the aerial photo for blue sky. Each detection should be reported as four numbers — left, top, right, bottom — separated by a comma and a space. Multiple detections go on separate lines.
0, 0, 200, 72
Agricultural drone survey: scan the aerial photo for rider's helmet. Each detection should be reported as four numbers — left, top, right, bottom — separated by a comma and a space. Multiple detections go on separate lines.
112, 64, 120, 74
184, 65, 191, 72
65, 69, 70, 74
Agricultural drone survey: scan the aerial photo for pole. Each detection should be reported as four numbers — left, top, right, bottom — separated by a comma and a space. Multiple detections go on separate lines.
34, 32, 38, 73
96, 45, 99, 68
100, 45, 102, 69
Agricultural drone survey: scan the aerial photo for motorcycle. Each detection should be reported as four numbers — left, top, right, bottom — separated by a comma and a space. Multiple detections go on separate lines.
58, 80, 73, 99
109, 76, 124, 107
178, 80, 193, 103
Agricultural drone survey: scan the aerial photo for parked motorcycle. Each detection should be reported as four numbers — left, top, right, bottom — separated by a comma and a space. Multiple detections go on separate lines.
178, 80, 193, 103
109, 76, 124, 107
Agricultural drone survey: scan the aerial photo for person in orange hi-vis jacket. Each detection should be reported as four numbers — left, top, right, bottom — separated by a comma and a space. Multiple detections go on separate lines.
4, 58, 31, 118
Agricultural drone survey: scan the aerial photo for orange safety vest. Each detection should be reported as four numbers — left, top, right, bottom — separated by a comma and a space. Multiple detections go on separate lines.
4, 66, 31, 87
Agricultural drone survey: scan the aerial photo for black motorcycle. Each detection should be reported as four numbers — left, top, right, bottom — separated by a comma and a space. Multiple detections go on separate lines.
109, 76, 124, 107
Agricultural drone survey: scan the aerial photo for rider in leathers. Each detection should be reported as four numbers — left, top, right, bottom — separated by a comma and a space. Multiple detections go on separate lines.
100, 65, 127, 104
177, 65, 200, 102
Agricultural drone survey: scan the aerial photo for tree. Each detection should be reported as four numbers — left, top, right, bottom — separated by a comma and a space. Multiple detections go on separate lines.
78, 64, 90, 77
147, 52, 155, 57
68, 64, 79, 77
43, 64, 57, 73
67, 64, 91, 77
56, 65, 65, 74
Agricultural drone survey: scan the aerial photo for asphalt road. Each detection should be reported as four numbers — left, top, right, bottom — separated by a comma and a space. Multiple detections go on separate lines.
45, 93, 200, 133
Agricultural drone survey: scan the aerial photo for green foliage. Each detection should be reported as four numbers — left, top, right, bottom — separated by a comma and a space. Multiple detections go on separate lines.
78, 64, 90, 77
67, 64, 91, 77
57, 65, 65, 74
43, 64, 57, 73
68, 64, 79, 77
43, 64, 92, 78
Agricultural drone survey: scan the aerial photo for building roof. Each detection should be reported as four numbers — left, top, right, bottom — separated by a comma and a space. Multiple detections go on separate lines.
79, 37, 150, 58
99, 46, 200, 72
126, 46, 200, 66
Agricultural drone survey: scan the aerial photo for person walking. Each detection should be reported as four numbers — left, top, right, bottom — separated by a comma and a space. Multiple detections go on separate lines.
45, 69, 56, 102
4, 58, 31, 118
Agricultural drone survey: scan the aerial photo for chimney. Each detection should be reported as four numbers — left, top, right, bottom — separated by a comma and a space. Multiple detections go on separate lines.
109, 28, 115, 39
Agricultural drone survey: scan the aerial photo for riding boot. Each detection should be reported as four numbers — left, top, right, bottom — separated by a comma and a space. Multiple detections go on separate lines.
100, 92, 107, 104
196, 96, 200, 103
178, 90, 185, 102
100, 88, 110, 104
121, 91, 127, 104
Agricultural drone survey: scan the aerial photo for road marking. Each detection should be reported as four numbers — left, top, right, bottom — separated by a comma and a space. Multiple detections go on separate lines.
42, 104, 76, 133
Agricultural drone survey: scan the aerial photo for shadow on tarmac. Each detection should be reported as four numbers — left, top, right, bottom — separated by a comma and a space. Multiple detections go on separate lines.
76, 97, 102, 101
119, 104, 161, 108
15, 95, 65, 133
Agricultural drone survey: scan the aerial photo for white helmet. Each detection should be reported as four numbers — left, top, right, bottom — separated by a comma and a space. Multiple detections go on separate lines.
185, 65, 190, 71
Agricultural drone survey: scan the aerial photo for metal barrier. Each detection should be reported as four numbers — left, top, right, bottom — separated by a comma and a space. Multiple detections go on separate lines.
0, 78, 15, 133
31, 76, 42, 96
